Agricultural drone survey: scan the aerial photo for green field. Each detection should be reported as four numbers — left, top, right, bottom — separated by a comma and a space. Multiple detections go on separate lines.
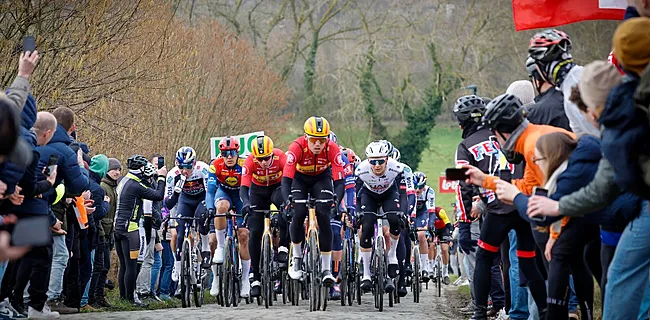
416, 125, 462, 220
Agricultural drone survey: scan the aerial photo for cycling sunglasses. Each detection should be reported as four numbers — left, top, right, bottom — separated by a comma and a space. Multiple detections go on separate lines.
220, 150, 238, 158
257, 155, 273, 162
369, 159, 386, 166
178, 163, 193, 169
306, 135, 327, 144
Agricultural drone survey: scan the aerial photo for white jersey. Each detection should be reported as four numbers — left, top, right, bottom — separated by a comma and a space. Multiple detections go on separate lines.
400, 163, 415, 195
415, 185, 436, 212
355, 158, 404, 194
164, 161, 210, 198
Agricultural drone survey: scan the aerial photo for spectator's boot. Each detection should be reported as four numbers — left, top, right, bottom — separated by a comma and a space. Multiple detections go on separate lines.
46, 299, 78, 314
469, 306, 488, 320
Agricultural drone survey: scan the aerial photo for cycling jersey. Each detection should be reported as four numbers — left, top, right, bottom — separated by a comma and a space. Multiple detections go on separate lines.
341, 155, 356, 211
242, 148, 286, 187
431, 207, 451, 229
114, 172, 165, 233
283, 136, 345, 180
164, 162, 210, 210
206, 157, 245, 211
355, 158, 404, 195
416, 185, 436, 211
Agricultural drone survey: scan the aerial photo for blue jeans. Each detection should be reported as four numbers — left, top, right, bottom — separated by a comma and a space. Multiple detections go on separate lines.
47, 235, 69, 300
568, 276, 579, 313
0, 261, 7, 285
508, 230, 530, 320
158, 241, 174, 296
604, 200, 650, 320
151, 249, 162, 294
81, 249, 95, 306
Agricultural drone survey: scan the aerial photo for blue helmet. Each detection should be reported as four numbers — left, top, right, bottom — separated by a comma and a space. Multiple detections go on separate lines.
328, 131, 338, 144
413, 171, 427, 189
175, 147, 196, 166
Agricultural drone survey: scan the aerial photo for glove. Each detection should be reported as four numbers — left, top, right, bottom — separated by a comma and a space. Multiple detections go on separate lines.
355, 211, 364, 229
282, 200, 293, 222
203, 208, 215, 228
458, 222, 477, 254
242, 204, 251, 222
397, 212, 409, 230
271, 212, 280, 229
174, 175, 185, 193
330, 205, 343, 221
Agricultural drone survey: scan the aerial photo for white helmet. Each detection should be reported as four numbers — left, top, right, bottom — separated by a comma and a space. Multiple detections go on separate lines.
143, 162, 156, 177
365, 141, 390, 158
390, 147, 401, 162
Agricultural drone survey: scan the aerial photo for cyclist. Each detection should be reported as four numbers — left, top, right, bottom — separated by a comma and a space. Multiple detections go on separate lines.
240, 135, 288, 298
327, 132, 356, 300
412, 171, 434, 282
282, 116, 346, 287
114, 155, 166, 306
355, 141, 408, 293
429, 206, 452, 285
387, 144, 416, 297
165, 147, 211, 285
206, 137, 250, 298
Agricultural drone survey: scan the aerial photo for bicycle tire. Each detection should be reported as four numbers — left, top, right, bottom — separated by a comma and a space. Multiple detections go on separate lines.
292, 278, 300, 306
308, 232, 318, 312
181, 240, 191, 308
281, 270, 288, 305
356, 255, 361, 306
413, 246, 420, 303
224, 237, 233, 307
262, 234, 271, 309
437, 257, 442, 298
340, 238, 349, 306
376, 237, 385, 312
232, 236, 241, 307
193, 248, 204, 307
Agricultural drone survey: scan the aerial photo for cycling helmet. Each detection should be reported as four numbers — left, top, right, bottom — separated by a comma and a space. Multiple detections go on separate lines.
365, 141, 390, 158
127, 155, 148, 170
453, 95, 486, 124
525, 55, 538, 78
175, 147, 197, 166
252, 135, 274, 158
303, 116, 330, 137
341, 147, 357, 164
143, 162, 156, 177
481, 93, 526, 134
218, 136, 240, 151
528, 29, 571, 63
380, 140, 395, 155
413, 171, 427, 189
390, 147, 401, 162
328, 131, 338, 144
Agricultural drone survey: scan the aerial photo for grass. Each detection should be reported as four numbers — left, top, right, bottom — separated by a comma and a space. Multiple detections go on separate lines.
82, 286, 219, 312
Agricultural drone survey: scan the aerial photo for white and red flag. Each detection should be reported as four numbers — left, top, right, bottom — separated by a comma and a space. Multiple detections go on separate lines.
513, 0, 626, 31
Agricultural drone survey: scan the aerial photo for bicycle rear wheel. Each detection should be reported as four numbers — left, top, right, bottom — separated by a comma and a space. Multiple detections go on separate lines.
181, 240, 192, 308
375, 237, 385, 312
340, 238, 349, 306
412, 246, 420, 303
308, 232, 319, 312
262, 234, 272, 309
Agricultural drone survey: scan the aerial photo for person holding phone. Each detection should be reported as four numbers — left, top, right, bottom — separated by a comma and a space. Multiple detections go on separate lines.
452, 95, 546, 320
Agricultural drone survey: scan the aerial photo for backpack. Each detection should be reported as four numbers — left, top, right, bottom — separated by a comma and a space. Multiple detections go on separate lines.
600, 72, 650, 200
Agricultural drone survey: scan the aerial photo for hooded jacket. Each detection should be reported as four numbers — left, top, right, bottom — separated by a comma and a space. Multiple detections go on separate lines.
88, 155, 109, 239
100, 175, 118, 238
15, 124, 89, 215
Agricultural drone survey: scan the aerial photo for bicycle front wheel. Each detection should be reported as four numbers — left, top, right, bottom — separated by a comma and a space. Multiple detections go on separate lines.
224, 237, 233, 307
181, 240, 191, 308
308, 232, 319, 312
340, 238, 349, 306
262, 234, 272, 309
375, 237, 385, 312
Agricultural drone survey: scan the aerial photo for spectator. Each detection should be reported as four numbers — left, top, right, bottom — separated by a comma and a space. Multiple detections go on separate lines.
524, 55, 572, 131
506, 80, 535, 106
86, 155, 110, 309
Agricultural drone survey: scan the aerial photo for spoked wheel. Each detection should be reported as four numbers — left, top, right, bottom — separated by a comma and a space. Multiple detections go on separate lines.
412, 246, 420, 303
308, 232, 320, 312
193, 249, 204, 307
375, 238, 385, 312
262, 235, 272, 309
180, 240, 191, 308
437, 258, 442, 298
224, 237, 234, 307
281, 270, 288, 305
340, 239, 349, 306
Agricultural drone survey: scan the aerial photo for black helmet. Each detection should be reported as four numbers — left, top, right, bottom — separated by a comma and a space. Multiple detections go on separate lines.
481, 93, 526, 134
127, 155, 148, 170
453, 95, 486, 125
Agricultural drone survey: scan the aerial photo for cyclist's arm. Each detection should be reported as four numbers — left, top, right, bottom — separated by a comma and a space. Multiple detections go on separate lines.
426, 190, 436, 216
329, 142, 346, 206
343, 158, 356, 215
240, 156, 254, 207
137, 176, 166, 201
437, 208, 451, 225
404, 166, 416, 213
164, 170, 179, 210
206, 162, 219, 211
282, 142, 301, 201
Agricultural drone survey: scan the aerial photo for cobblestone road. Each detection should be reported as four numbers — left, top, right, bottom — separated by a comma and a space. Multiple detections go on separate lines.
62, 284, 462, 320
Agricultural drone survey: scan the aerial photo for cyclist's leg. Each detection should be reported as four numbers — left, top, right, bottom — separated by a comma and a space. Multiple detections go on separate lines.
472, 211, 510, 317
173, 194, 193, 278
513, 214, 547, 316
213, 187, 232, 264
314, 173, 335, 284
194, 200, 212, 268
439, 224, 452, 280
170, 207, 178, 254
289, 174, 309, 279
415, 207, 429, 274
330, 216, 343, 297
428, 213, 437, 272
270, 185, 289, 263
358, 188, 378, 286
229, 189, 251, 297
399, 193, 412, 272
125, 230, 140, 303
382, 190, 402, 278
248, 184, 270, 285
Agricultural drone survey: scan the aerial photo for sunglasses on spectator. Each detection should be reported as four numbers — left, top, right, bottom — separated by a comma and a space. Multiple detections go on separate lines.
307, 136, 327, 144
257, 155, 273, 162
179, 163, 193, 169
369, 159, 386, 166
221, 150, 238, 158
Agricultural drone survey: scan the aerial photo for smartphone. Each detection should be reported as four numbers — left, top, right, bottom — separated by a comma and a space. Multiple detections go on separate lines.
157, 156, 165, 169
23, 36, 36, 53
499, 169, 512, 183
445, 168, 468, 181
529, 187, 548, 222
12, 216, 53, 247
44, 154, 59, 176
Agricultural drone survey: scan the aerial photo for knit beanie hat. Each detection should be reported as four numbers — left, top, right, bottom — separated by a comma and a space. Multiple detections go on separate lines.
506, 80, 535, 105
90, 154, 109, 179
108, 158, 122, 171
579, 61, 622, 111
613, 17, 650, 75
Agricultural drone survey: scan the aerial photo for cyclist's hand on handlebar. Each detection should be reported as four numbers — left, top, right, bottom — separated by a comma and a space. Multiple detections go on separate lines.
330, 204, 343, 221
397, 212, 409, 229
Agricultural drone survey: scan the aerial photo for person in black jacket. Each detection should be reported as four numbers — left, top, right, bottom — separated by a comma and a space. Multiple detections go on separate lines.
114, 155, 166, 306
524, 55, 572, 132
85, 155, 110, 308
452, 95, 547, 320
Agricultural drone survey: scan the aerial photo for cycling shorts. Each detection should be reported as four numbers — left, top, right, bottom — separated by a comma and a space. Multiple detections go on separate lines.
415, 206, 429, 229
115, 230, 140, 260
433, 223, 452, 243
215, 186, 245, 228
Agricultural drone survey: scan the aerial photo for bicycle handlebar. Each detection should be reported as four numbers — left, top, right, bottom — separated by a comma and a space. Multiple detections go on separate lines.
251, 209, 281, 214
288, 194, 337, 205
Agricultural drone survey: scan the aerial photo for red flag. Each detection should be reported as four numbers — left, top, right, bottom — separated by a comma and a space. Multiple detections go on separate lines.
513, 0, 626, 31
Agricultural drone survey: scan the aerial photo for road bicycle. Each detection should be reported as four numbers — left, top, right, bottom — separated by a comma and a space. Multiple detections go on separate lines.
409, 224, 423, 303
289, 195, 335, 312
339, 209, 358, 307
252, 208, 281, 309
168, 216, 207, 308
208, 208, 245, 307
